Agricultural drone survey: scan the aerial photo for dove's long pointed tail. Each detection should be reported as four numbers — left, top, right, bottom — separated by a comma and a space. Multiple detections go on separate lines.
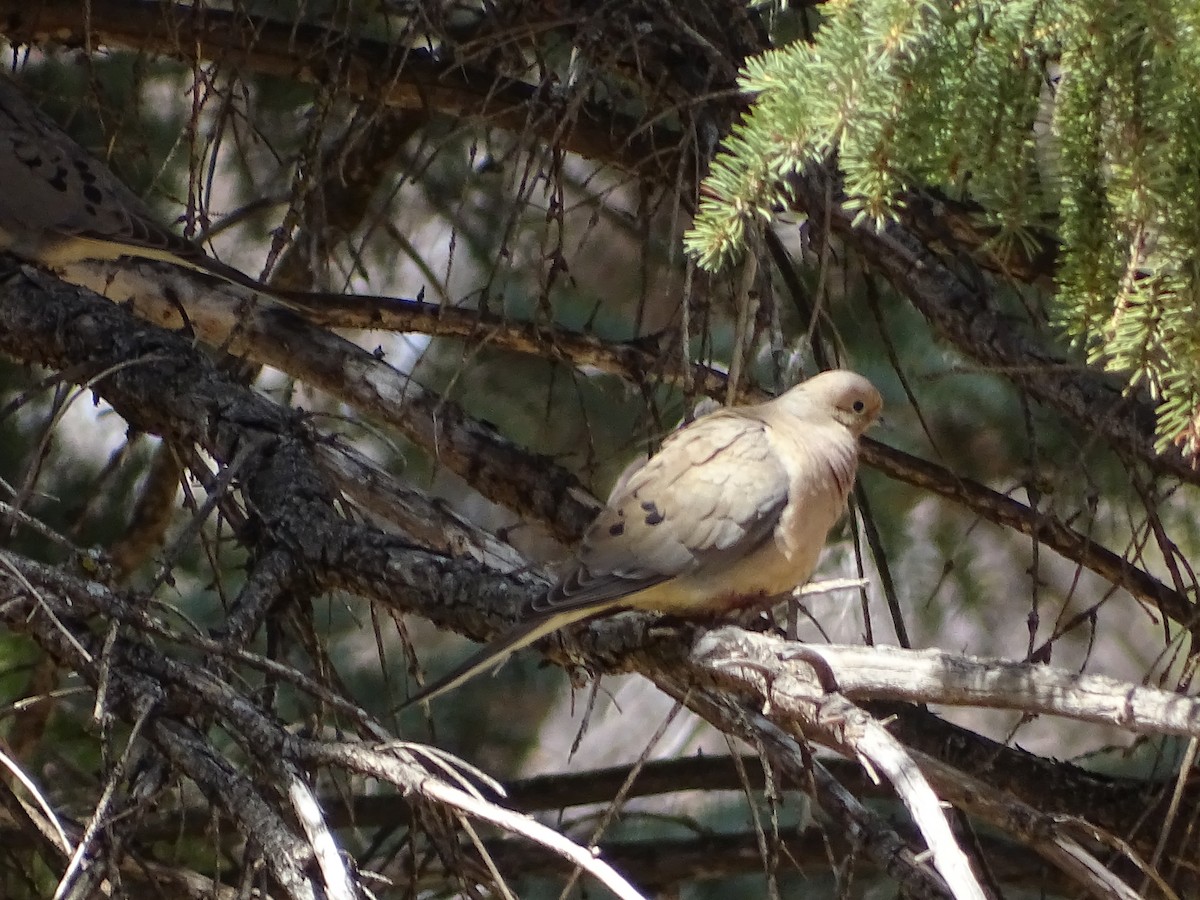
398, 602, 620, 710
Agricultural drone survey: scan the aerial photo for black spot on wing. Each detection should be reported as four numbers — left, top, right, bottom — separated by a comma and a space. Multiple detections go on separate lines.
640, 500, 664, 525
540, 414, 789, 615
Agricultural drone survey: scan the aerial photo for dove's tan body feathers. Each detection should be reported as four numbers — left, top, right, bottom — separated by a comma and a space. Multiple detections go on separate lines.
403, 370, 882, 708
570, 405, 860, 616
0, 73, 481, 320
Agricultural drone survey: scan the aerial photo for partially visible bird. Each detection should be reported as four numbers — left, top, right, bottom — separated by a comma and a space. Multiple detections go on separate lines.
401, 369, 882, 708
0, 74, 275, 293
0, 74, 394, 322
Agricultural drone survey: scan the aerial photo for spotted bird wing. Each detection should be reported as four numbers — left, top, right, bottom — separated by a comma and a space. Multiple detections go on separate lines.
531, 410, 790, 615
0, 79, 204, 259
0, 75, 273, 291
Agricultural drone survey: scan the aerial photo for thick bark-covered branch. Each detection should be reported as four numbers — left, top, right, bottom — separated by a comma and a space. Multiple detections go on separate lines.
0, 259, 545, 627
50, 252, 1196, 628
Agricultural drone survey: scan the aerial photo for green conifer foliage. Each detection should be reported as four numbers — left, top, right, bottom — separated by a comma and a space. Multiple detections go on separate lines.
688, 0, 1200, 452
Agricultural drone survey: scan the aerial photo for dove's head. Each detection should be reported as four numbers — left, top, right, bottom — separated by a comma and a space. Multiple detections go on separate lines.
778, 370, 883, 436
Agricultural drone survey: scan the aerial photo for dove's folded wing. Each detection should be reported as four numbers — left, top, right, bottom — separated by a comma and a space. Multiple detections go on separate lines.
532, 410, 790, 614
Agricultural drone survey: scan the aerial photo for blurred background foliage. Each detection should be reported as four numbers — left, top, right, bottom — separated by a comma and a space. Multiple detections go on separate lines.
0, 0, 1198, 897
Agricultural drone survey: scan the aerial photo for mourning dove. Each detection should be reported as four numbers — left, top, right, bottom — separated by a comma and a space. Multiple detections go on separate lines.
0, 73, 431, 326
402, 369, 882, 707
0, 74, 273, 293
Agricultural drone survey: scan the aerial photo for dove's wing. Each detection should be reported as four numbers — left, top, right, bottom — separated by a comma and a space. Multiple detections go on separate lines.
535, 410, 790, 613
0, 78, 199, 263
0, 76, 274, 292
400, 412, 791, 709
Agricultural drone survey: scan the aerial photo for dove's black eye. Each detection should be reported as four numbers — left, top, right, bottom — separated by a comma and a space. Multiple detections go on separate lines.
852, 400, 865, 412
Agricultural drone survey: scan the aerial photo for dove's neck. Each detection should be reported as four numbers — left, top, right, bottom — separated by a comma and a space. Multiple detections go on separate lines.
766, 416, 860, 542
796, 425, 857, 491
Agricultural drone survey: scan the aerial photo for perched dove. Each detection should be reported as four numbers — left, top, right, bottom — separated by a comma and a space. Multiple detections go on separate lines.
0, 73, 425, 324
0, 74, 272, 292
402, 369, 882, 708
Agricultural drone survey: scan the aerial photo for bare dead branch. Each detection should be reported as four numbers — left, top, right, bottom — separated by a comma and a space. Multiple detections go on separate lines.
694, 629, 1200, 739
